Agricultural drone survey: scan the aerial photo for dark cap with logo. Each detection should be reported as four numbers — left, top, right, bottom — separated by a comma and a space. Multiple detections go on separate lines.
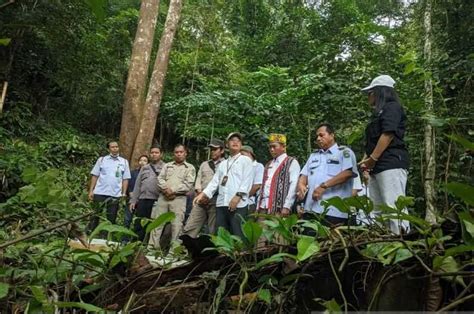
208, 139, 225, 148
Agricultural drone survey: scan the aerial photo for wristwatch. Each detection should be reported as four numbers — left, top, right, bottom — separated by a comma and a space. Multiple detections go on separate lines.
320, 182, 329, 189
235, 192, 246, 198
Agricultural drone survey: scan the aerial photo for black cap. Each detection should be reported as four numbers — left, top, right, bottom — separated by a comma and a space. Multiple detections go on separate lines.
208, 139, 224, 148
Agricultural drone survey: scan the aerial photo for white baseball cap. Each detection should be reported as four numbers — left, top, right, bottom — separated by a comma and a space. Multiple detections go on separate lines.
361, 75, 396, 92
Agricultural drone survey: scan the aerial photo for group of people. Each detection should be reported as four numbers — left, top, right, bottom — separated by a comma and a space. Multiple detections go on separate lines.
87, 74, 411, 249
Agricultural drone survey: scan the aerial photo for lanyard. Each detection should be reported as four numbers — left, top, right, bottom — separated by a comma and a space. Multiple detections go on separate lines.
225, 153, 241, 175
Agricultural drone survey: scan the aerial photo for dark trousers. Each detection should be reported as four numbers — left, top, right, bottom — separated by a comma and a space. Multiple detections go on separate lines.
133, 199, 156, 242
87, 194, 120, 235
216, 206, 248, 238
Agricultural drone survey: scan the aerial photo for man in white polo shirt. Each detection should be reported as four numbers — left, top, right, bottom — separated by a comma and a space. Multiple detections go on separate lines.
194, 132, 254, 238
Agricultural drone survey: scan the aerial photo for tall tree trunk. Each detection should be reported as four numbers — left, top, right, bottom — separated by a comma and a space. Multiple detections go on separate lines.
119, 0, 161, 161
131, 0, 184, 164
423, 0, 437, 224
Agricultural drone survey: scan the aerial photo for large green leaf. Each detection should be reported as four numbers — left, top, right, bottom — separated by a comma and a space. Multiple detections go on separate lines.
296, 236, 320, 262
433, 256, 465, 287
89, 221, 137, 240
55, 301, 103, 312
446, 182, 474, 206
242, 220, 262, 247
146, 212, 176, 233
0, 282, 9, 299
321, 197, 352, 214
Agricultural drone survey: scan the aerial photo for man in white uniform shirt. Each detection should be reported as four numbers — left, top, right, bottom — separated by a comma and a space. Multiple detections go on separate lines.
194, 132, 255, 238
258, 134, 300, 216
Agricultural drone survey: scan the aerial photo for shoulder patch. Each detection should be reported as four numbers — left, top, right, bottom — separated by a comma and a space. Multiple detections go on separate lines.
343, 150, 350, 158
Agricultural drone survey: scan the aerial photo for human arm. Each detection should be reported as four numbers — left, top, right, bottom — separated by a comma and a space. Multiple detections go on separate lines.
88, 176, 98, 201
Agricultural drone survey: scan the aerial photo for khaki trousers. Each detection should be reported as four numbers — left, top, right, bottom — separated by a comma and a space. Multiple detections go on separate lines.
149, 195, 186, 249
183, 202, 217, 238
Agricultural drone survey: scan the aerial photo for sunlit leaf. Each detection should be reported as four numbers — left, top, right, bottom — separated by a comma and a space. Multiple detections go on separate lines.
258, 288, 271, 304
242, 220, 262, 247
296, 236, 320, 262
145, 212, 176, 233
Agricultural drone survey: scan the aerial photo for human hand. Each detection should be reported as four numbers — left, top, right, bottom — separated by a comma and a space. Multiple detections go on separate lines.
358, 156, 376, 170
88, 191, 94, 202
281, 207, 290, 217
312, 186, 326, 201
228, 195, 241, 211
296, 186, 307, 201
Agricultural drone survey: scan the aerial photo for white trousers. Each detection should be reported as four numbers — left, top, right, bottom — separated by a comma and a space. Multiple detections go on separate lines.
369, 168, 410, 234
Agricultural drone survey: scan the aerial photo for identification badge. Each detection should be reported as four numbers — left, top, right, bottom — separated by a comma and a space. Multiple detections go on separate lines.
221, 175, 228, 186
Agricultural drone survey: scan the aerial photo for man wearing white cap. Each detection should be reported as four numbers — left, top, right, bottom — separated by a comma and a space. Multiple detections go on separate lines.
359, 74, 410, 234
194, 132, 255, 238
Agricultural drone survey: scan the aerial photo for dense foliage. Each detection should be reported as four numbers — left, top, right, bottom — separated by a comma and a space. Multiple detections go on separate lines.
0, 0, 472, 311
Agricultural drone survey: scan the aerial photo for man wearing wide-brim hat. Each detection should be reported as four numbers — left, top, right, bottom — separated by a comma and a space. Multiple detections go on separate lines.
194, 132, 255, 238
258, 133, 301, 217
183, 139, 225, 237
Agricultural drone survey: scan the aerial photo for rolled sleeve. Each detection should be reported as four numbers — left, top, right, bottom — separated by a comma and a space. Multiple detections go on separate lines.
238, 158, 255, 194
300, 158, 311, 177
90, 158, 101, 176
122, 159, 131, 180
341, 149, 356, 175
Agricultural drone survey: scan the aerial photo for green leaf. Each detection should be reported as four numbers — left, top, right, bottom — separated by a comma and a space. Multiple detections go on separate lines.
146, 212, 176, 233
0, 282, 9, 299
242, 220, 262, 247
445, 244, 474, 257
254, 253, 296, 270
464, 220, 474, 238
55, 301, 103, 312
393, 248, 413, 264
447, 134, 474, 151
0, 38, 11, 46
321, 197, 352, 214
323, 298, 341, 313
258, 288, 271, 304
446, 182, 474, 206
30, 285, 47, 304
433, 256, 465, 287
296, 236, 320, 262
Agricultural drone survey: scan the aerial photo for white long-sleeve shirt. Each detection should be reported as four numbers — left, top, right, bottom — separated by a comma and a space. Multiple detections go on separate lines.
203, 153, 255, 207
260, 153, 301, 209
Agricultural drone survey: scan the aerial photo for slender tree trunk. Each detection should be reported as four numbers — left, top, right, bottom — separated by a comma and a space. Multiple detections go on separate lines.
131, 0, 184, 164
119, 0, 161, 161
423, 0, 437, 224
